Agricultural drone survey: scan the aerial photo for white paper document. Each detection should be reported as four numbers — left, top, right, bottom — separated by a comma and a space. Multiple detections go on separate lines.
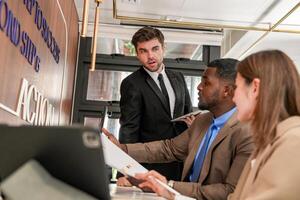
100, 134, 181, 196
171, 110, 207, 122
101, 133, 147, 177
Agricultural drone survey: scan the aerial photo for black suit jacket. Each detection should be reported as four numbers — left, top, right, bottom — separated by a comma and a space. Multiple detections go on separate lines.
119, 67, 192, 180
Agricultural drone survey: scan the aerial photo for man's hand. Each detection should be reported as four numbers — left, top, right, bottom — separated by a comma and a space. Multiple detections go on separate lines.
116, 175, 153, 192
135, 170, 168, 185
117, 176, 133, 187
135, 170, 175, 199
101, 128, 128, 153
178, 115, 196, 127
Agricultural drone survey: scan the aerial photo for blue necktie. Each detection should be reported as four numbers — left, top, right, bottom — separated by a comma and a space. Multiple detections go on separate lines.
189, 124, 217, 182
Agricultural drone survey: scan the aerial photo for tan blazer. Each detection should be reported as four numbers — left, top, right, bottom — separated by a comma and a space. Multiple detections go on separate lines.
127, 112, 254, 200
228, 116, 300, 200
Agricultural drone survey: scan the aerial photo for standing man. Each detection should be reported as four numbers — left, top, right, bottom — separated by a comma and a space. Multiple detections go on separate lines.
119, 26, 193, 181
104, 58, 254, 199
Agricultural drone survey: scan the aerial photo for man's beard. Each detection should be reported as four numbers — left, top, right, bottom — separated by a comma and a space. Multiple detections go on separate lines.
198, 90, 219, 111
198, 101, 209, 110
147, 62, 162, 72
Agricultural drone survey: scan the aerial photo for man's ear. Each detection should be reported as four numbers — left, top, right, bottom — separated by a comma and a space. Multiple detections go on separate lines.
162, 44, 166, 55
223, 84, 235, 98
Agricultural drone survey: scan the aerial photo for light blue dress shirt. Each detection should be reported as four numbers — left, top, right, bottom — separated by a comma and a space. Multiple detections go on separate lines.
189, 107, 237, 181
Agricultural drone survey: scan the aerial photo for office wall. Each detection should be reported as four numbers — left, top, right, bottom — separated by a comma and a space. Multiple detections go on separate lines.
0, 0, 79, 125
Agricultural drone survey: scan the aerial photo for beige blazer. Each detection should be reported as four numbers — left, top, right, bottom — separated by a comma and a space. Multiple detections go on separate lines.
229, 116, 300, 200
127, 112, 254, 200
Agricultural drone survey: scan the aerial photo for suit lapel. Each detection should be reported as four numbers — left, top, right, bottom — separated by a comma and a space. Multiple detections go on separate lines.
236, 147, 272, 199
243, 144, 271, 186
231, 157, 253, 199
166, 70, 181, 118
181, 118, 212, 180
144, 70, 171, 116
199, 112, 238, 183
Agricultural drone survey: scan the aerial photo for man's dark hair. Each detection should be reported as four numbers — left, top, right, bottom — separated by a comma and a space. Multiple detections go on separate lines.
131, 26, 164, 50
207, 58, 239, 84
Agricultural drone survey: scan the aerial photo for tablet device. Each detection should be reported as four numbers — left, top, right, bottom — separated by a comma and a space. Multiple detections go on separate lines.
171, 110, 206, 122
0, 125, 110, 200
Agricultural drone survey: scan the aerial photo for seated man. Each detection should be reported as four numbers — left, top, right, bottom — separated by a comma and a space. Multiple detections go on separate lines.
103, 58, 254, 200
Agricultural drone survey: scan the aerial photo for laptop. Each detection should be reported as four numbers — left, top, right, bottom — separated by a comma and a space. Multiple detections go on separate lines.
0, 125, 110, 200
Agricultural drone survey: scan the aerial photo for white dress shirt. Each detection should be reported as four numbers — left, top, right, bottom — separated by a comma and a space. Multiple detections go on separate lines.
143, 64, 176, 118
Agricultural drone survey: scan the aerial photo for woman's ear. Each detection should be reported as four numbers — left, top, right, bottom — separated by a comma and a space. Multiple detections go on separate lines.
251, 78, 260, 99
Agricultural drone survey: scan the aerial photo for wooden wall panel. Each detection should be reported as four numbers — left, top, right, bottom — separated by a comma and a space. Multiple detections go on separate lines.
59, 0, 79, 124
0, 0, 79, 125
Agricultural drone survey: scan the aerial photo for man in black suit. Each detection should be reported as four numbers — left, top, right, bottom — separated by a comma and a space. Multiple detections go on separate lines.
118, 26, 193, 181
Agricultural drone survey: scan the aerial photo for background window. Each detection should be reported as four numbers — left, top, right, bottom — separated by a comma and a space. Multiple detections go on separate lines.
87, 70, 131, 101
86, 69, 201, 108
184, 76, 201, 108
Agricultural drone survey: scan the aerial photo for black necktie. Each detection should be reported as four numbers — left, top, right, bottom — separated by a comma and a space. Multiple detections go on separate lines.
158, 74, 170, 111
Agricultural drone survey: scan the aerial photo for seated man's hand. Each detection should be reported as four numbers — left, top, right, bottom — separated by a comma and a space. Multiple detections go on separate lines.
117, 176, 132, 187
102, 128, 127, 152
135, 170, 175, 199
135, 170, 168, 184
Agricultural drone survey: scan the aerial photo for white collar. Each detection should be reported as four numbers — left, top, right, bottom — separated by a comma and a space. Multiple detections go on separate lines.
143, 64, 166, 80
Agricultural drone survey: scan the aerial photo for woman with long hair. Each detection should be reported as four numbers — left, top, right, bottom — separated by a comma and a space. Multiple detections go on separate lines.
229, 49, 300, 199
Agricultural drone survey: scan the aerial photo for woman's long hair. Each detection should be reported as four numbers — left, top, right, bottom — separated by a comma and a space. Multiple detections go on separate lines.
237, 50, 300, 155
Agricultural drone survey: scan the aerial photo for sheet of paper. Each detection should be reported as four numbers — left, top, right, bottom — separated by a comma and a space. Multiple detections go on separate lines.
100, 133, 181, 195
171, 110, 207, 122
101, 133, 148, 176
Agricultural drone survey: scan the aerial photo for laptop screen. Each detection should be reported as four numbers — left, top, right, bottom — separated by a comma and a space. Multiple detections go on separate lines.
0, 125, 110, 200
